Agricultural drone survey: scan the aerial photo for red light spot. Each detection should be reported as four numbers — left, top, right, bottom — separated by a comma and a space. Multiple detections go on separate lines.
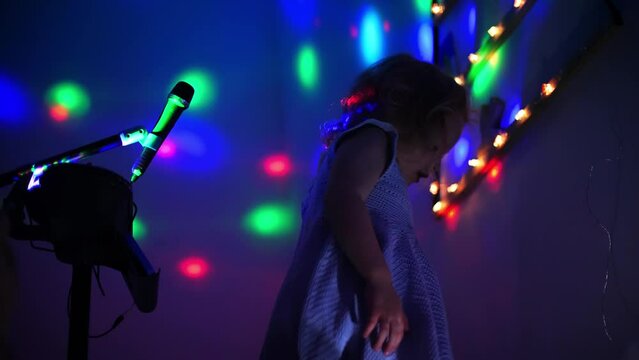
487, 160, 503, 181
158, 139, 176, 158
350, 25, 359, 38
50, 105, 69, 122
263, 154, 292, 177
383, 20, 391, 32
445, 205, 460, 231
178, 257, 211, 279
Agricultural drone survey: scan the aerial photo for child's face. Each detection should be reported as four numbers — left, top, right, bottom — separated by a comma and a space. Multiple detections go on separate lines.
396, 112, 464, 184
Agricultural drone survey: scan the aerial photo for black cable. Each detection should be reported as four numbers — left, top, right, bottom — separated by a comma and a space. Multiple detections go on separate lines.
93, 266, 106, 297
25, 210, 54, 253
89, 303, 135, 339
587, 117, 639, 342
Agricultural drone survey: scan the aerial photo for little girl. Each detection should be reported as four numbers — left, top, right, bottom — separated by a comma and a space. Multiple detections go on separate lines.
261, 54, 467, 359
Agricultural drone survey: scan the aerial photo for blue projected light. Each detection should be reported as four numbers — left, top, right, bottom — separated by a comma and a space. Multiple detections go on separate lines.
468, 5, 477, 37
280, 0, 317, 31
453, 136, 470, 168
360, 7, 384, 66
505, 100, 522, 128
154, 117, 229, 173
0, 74, 28, 123
418, 22, 434, 63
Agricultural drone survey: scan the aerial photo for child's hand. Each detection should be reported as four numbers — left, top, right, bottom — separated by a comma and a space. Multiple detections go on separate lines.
362, 276, 410, 356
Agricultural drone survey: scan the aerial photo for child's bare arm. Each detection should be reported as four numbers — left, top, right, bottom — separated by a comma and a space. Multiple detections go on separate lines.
324, 126, 408, 356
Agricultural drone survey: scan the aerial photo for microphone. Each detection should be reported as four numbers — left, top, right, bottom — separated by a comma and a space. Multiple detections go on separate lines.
130, 81, 195, 183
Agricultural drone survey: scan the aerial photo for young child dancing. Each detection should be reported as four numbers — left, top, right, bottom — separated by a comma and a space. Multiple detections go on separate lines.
261, 54, 468, 359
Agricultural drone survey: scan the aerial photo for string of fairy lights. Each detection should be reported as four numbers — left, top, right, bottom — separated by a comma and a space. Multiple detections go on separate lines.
428, 0, 620, 220
428, 0, 538, 217
428, 0, 629, 343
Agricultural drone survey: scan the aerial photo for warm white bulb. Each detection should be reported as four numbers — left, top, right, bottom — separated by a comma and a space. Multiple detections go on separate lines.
454, 75, 465, 86
432, 201, 445, 213
431, 3, 445, 16
468, 53, 480, 64
447, 183, 459, 193
429, 181, 440, 195
487, 24, 504, 39
515, 107, 531, 122
541, 80, 557, 97
514, 0, 526, 8
493, 133, 508, 149
468, 158, 484, 168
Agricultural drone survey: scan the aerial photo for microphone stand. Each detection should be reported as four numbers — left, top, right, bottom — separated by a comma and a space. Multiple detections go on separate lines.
0, 126, 147, 189
0, 126, 157, 360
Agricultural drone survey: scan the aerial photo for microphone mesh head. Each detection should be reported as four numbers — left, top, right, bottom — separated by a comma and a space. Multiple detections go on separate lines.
171, 81, 195, 103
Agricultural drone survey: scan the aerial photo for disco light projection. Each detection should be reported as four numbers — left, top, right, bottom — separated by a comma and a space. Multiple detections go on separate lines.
280, 0, 317, 31
469, 44, 507, 104
263, 153, 293, 178
360, 7, 384, 66
350, 25, 359, 38
45, 81, 91, 121
157, 138, 177, 158
244, 203, 297, 239
49, 105, 70, 122
178, 256, 211, 279
453, 136, 470, 168
0, 74, 28, 123
468, 4, 477, 37
152, 119, 228, 173
504, 100, 522, 128
414, 0, 433, 18
418, 22, 434, 63
296, 44, 319, 91
172, 68, 216, 111
132, 217, 148, 242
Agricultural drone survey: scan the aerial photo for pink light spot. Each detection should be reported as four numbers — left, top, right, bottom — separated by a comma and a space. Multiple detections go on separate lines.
178, 257, 211, 279
50, 105, 69, 122
263, 154, 292, 177
383, 20, 391, 32
158, 139, 177, 158
350, 25, 359, 38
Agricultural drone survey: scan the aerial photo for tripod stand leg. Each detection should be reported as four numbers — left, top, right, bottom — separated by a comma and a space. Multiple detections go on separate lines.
68, 264, 92, 360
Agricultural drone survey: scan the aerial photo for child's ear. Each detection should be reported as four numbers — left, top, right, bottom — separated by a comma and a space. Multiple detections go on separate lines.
422, 105, 454, 129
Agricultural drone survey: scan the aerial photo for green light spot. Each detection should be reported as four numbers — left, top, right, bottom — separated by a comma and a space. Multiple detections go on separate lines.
469, 44, 507, 104
173, 68, 217, 111
46, 82, 91, 118
133, 218, 147, 241
243, 203, 297, 239
296, 44, 319, 91
415, 0, 433, 17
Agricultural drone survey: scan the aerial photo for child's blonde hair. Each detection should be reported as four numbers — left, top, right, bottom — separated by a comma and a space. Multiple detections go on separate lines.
321, 54, 468, 148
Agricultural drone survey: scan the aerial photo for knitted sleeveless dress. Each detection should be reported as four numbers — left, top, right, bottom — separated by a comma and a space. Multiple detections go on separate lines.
260, 119, 453, 359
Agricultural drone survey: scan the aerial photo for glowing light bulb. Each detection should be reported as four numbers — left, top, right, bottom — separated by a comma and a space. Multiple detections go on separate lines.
447, 183, 459, 193
468, 158, 484, 168
468, 53, 480, 64
487, 24, 504, 39
515, 107, 531, 123
454, 75, 465, 86
514, 0, 526, 8
541, 79, 557, 97
431, 3, 445, 16
493, 132, 509, 149
429, 181, 440, 195
432, 201, 445, 213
